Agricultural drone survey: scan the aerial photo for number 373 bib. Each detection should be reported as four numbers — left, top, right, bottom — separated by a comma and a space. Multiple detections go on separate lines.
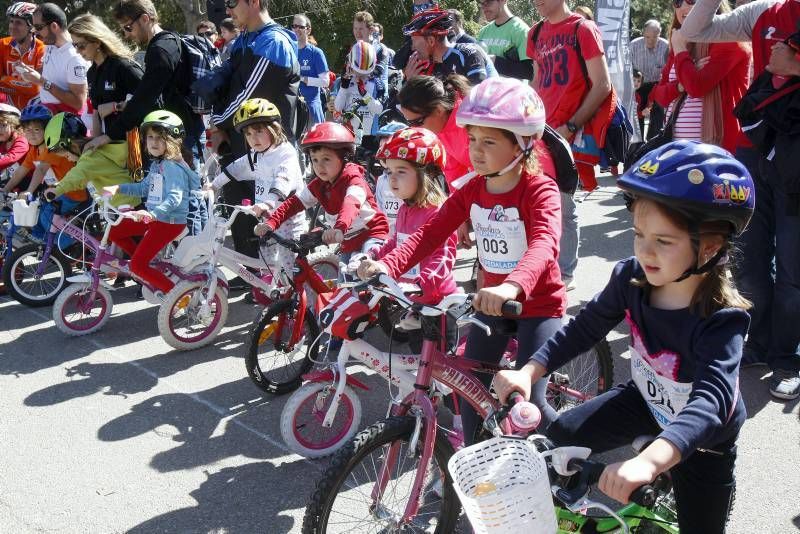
470, 204, 528, 274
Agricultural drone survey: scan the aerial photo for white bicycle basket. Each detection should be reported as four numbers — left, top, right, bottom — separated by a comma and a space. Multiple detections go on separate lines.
448, 437, 557, 534
12, 198, 40, 227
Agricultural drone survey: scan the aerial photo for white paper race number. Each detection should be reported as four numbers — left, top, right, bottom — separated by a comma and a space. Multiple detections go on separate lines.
470, 204, 527, 274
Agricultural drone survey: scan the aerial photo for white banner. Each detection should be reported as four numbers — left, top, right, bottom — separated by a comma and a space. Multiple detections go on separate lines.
596, 0, 641, 142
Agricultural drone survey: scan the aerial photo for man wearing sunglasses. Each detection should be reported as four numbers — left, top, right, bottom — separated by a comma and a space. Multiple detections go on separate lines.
293, 14, 329, 126
0, 2, 46, 110
682, 0, 800, 401
16, 3, 88, 116
629, 20, 669, 139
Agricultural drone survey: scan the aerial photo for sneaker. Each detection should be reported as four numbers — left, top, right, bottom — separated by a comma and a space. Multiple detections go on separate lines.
768, 369, 800, 400
562, 276, 577, 292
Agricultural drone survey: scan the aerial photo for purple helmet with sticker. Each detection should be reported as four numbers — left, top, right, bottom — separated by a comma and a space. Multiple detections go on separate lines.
618, 140, 754, 235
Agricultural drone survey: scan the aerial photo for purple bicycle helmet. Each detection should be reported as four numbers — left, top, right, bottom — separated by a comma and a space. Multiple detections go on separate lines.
20, 102, 52, 123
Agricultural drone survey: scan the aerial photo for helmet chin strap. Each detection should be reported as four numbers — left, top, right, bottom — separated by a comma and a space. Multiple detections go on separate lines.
481, 134, 534, 179
672, 247, 728, 283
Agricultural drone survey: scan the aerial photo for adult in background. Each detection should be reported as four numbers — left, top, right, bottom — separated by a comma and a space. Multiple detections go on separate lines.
649, 0, 750, 154
477, 0, 533, 80
527, 0, 613, 291
403, 8, 496, 86
218, 18, 239, 62
682, 0, 800, 400
448, 9, 477, 44
629, 20, 669, 139
371, 23, 395, 66
196, 20, 219, 47
208, 0, 300, 275
293, 14, 329, 126
574, 6, 594, 20
17, 3, 89, 116
0, 2, 45, 110
68, 14, 144, 143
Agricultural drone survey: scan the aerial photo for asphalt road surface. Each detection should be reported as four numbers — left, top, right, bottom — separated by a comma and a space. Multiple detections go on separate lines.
1, 174, 798, 533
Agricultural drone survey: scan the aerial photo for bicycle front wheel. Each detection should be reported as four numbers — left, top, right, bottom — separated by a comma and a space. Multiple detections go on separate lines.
245, 299, 318, 395
547, 337, 613, 412
303, 416, 460, 534
3, 243, 71, 307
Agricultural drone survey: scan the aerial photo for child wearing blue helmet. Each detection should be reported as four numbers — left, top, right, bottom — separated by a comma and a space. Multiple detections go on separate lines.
495, 141, 755, 533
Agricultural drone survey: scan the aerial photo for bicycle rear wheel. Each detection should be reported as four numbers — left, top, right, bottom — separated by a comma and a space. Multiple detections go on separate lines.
245, 298, 318, 395
3, 243, 71, 307
303, 416, 460, 534
547, 337, 613, 412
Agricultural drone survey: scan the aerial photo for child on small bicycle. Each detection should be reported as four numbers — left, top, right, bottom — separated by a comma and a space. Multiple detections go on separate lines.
494, 141, 754, 534
334, 41, 384, 144
209, 98, 306, 281
359, 77, 566, 443
0, 103, 28, 180
258, 121, 388, 261
372, 121, 408, 233
101, 111, 199, 296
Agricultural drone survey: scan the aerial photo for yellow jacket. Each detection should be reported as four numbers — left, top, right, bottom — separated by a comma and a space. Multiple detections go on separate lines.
54, 142, 141, 207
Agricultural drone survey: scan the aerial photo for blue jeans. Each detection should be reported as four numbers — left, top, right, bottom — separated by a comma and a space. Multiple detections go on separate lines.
558, 191, 579, 278
183, 121, 208, 236
460, 314, 562, 445
734, 147, 800, 372
32, 196, 82, 249
308, 100, 325, 126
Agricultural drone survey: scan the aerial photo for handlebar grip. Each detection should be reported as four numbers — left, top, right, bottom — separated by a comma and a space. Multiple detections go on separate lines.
566, 458, 606, 484
44, 190, 56, 202
629, 484, 657, 508
508, 391, 525, 404
501, 300, 523, 317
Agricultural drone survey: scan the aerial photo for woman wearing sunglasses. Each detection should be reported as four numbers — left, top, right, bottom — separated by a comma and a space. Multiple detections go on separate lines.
648, 0, 750, 153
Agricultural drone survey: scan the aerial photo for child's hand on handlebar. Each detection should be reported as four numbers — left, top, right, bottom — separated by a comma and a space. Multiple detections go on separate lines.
357, 259, 388, 281
44, 187, 57, 201
492, 364, 543, 404
254, 222, 274, 237
599, 457, 660, 504
102, 185, 119, 197
252, 202, 272, 218
473, 282, 522, 317
131, 210, 153, 223
322, 228, 344, 245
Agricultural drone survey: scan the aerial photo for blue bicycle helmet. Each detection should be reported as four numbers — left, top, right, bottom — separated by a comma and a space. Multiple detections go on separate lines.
20, 103, 52, 124
376, 121, 407, 138
619, 141, 755, 282
619, 140, 754, 236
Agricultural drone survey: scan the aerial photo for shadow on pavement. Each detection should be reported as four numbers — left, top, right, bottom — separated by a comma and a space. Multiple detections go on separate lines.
739, 368, 800, 420
127, 460, 309, 533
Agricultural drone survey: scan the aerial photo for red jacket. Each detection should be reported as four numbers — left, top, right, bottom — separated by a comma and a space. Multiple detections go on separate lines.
0, 133, 29, 171
650, 43, 751, 153
438, 97, 472, 185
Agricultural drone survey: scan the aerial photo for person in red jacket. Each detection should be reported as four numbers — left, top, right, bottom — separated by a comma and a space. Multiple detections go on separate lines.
359, 77, 566, 444
649, 0, 750, 153
0, 103, 29, 178
258, 122, 389, 259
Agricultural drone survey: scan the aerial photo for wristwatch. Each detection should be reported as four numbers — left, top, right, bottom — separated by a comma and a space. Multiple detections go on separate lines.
43, 79, 52, 91
566, 121, 579, 134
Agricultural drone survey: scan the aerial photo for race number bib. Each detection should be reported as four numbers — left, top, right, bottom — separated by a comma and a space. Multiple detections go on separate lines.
397, 232, 420, 278
630, 345, 692, 429
470, 204, 527, 274
255, 174, 268, 204
43, 168, 58, 186
147, 173, 164, 205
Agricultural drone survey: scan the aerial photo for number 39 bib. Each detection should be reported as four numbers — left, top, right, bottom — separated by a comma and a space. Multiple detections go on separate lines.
147, 173, 164, 205
630, 345, 692, 429
470, 204, 527, 274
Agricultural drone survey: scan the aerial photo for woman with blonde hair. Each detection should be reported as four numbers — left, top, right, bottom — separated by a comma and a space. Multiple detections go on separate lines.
649, 0, 750, 153
67, 13, 143, 144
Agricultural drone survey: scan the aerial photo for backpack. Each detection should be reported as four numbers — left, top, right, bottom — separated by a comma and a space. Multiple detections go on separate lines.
541, 124, 580, 194
294, 95, 310, 141
530, 20, 631, 166
177, 34, 223, 115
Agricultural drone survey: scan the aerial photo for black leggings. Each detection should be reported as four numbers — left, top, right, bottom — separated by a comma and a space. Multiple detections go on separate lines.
460, 313, 562, 445
547, 382, 737, 534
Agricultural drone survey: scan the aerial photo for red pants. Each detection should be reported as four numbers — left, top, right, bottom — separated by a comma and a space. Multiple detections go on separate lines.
109, 219, 185, 293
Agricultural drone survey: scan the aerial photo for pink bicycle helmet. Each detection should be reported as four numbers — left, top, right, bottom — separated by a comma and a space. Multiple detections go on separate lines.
456, 77, 546, 177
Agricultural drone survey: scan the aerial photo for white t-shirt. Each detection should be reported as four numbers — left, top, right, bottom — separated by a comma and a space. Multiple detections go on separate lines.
40, 42, 90, 106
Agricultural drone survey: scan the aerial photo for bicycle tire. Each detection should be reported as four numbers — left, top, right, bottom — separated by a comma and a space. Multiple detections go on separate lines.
280, 381, 362, 458
548, 337, 614, 412
245, 299, 318, 395
302, 416, 460, 534
158, 280, 229, 351
3, 243, 71, 307
52, 282, 113, 335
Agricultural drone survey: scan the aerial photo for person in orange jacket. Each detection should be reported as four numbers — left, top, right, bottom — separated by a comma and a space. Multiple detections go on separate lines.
0, 3, 46, 110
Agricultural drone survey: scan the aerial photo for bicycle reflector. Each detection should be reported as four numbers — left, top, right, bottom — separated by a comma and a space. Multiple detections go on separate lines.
319, 288, 376, 340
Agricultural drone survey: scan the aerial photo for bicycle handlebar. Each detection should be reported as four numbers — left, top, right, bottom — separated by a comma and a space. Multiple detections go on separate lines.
260, 228, 324, 255
558, 457, 663, 509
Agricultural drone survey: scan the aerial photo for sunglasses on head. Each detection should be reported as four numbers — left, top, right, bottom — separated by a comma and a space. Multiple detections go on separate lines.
224, 0, 239, 8
122, 14, 143, 33
672, 0, 696, 8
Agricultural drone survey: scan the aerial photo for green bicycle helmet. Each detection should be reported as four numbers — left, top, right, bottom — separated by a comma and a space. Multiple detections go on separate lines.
140, 110, 185, 138
44, 112, 88, 152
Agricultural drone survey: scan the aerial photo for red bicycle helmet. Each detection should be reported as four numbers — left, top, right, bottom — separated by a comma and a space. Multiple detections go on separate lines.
380, 127, 446, 171
299, 121, 356, 153
402, 8, 453, 37
318, 288, 377, 341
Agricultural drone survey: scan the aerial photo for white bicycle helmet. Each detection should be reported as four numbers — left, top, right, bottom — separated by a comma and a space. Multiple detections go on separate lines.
0, 103, 22, 117
348, 41, 377, 76
6, 2, 36, 25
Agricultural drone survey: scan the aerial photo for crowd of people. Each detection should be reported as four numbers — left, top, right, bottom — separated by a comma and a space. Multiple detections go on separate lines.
0, 0, 798, 531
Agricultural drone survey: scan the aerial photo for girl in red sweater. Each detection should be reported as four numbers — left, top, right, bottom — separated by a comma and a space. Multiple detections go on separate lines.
649, 0, 750, 153
0, 103, 29, 181
360, 77, 566, 443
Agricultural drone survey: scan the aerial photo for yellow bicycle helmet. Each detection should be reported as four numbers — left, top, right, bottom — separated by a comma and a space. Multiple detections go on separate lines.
233, 98, 281, 133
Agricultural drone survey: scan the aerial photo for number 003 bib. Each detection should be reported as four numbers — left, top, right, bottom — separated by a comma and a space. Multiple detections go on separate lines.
630, 345, 692, 429
470, 204, 527, 274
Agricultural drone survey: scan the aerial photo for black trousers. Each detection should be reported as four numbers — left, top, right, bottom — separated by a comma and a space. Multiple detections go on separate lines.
547, 382, 737, 534
221, 179, 259, 259
637, 81, 665, 140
